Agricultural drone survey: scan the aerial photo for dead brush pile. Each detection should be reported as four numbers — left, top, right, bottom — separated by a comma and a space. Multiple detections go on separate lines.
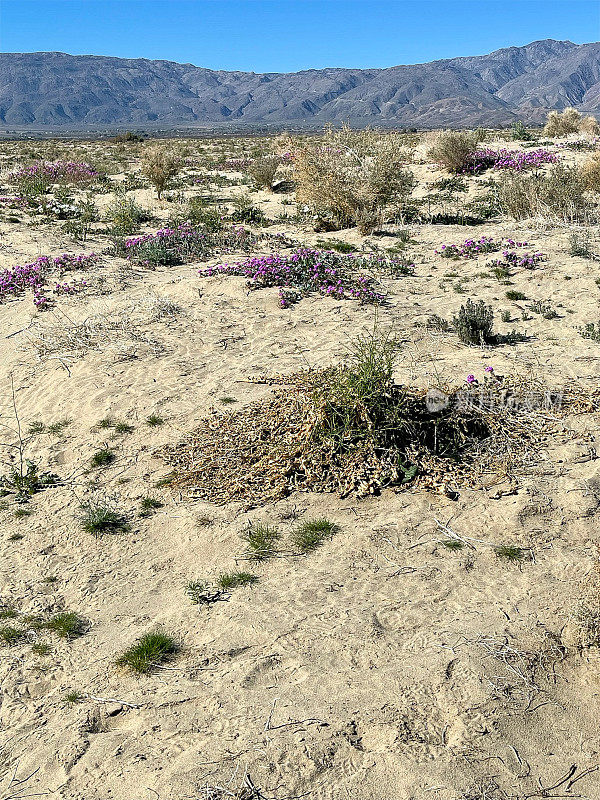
157, 329, 600, 508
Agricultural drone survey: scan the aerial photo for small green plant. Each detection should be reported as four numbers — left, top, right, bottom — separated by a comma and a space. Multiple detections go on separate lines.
511, 121, 533, 141
579, 322, 600, 342
0, 626, 24, 645
63, 691, 84, 704
184, 579, 220, 604
242, 523, 280, 560
500, 310, 511, 323
216, 571, 259, 590
315, 238, 358, 254
32, 642, 51, 655
116, 630, 178, 674
453, 299, 495, 345
219, 396, 237, 405
79, 501, 130, 536
14, 507, 32, 519
139, 496, 163, 517
569, 232, 594, 258
105, 190, 151, 235
90, 448, 115, 468
506, 290, 527, 301
494, 544, 524, 562
0, 606, 18, 619
113, 422, 134, 434
96, 417, 114, 429
528, 300, 558, 319
0, 460, 57, 501
44, 611, 85, 639
440, 539, 464, 551
47, 418, 72, 435
146, 414, 165, 427
291, 518, 340, 553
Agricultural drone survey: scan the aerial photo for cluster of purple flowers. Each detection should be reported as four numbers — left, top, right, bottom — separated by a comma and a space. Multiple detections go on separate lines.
123, 223, 256, 267
491, 249, 546, 270
0, 252, 97, 308
459, 148, 558, 175
436, 237, 530, 259
436, 236, 499, 258
212, 158, 254, 171
200, 248, 386, 307
9, 160, 102, 187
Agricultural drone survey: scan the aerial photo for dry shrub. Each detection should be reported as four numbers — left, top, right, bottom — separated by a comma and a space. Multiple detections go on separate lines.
294, 125, 415, 233
247, 155, 281, 190
498, 163, 591, 222
580, 115, 600, 136
543, 107, 599, 137
142, 144, 183, 198
427, 129, 482, 173
580, 152, 600, 192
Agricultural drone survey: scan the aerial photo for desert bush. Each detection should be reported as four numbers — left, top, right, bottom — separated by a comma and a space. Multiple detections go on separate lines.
142, 145, 183, 199
105, 189, 152, 235
498, 164, 590, 222
544, 107, 599, 137
453, 299, 495, 345
110, 131, 145, 143
248, 155, 281, 190
581, 152, 600, 192
294, 126, 414, 233
511, 121, 534, 141
427, 129, 482, 173
569, 232, 594, 258
580, 115, 600, 136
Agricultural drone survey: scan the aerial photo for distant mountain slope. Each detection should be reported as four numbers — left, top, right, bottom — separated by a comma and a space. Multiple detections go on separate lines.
0, 40, 598, 129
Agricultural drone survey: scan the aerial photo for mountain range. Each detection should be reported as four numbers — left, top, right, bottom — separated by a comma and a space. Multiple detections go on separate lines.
1, 39, 599, 130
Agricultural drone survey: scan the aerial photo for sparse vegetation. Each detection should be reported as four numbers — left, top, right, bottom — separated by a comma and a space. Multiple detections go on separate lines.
79, 501, 130, 536
116, 630, 178, 673
291, 518, 339, 552
242, 523, 280, 560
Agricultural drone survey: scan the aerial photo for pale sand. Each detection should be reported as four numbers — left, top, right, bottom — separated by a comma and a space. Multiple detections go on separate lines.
0, 137, 599, 800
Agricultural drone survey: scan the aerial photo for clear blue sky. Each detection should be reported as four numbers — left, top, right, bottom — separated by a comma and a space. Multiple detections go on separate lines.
1, 0, 598, 72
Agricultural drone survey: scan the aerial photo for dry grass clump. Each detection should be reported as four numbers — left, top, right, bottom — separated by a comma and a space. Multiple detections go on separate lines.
498, 163, 591, 222
427, 129, 482, 173
544, 107, 600, 137
580, 152, 600, 192
247, 155, 281, 190
142, 144, 183, 199
294, 125, 414, 233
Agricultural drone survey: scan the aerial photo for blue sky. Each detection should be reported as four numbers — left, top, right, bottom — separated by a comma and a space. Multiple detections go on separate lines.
1, 0, 598, 72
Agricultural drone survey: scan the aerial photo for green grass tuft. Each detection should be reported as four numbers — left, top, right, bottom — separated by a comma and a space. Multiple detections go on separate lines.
90, 448, 116, 468
291, 518, 339, 553
116, 631, 178, 674
494, 544, 524, 562
146, 414, 165, 427
217, 571, 259, 590
80, 501, 130, 536
44, 612, 85, 639
440, 539, 464, 551
242, 523, 280, 560
0, 626, 24, 645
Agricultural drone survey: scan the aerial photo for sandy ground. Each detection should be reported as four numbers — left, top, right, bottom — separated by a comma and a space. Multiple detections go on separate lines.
1, 136, 600, 800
